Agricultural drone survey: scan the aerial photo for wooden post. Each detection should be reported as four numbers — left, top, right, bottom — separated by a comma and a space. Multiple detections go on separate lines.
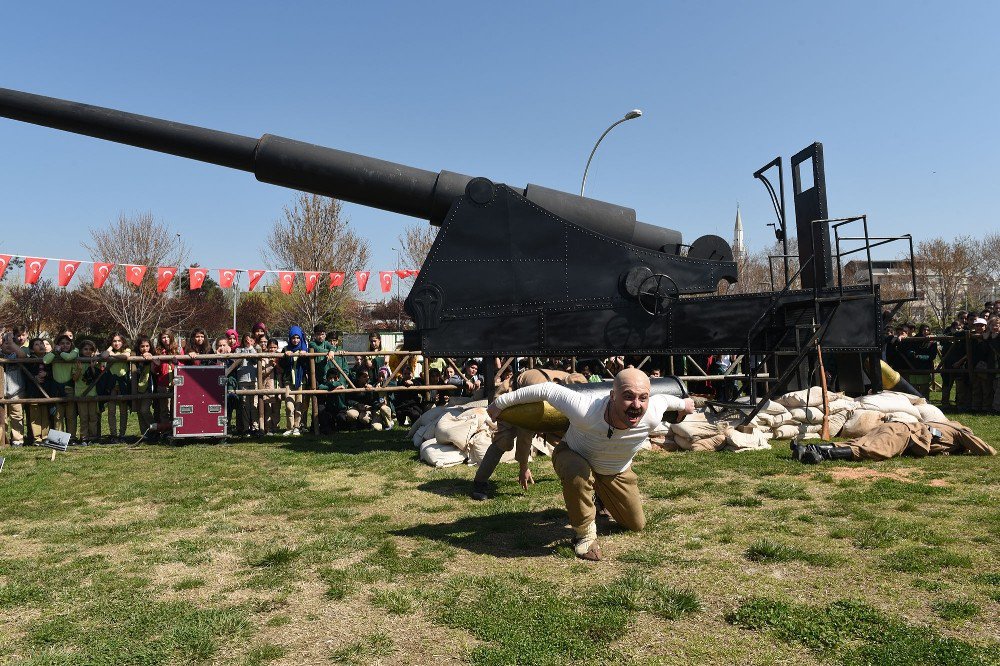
257, 361, 265, 432
816, 344, 830, 440
0, 364, 7, 446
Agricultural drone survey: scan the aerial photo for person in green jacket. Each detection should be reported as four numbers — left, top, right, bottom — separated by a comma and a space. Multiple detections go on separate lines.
43, 333, 79, 436
100, 333, 132, 442
72, 339, 103, 444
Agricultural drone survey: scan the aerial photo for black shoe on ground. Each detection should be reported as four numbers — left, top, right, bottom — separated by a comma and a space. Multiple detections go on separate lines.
470, 481, 490, 501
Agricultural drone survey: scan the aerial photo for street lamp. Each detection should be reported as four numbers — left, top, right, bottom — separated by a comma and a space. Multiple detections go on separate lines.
580, 109, 643, 197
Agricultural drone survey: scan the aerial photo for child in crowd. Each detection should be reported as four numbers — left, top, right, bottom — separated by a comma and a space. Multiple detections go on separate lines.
43, 333, 79, 437
225, 329, 239, 354
101, 333, 132, 442
281, 326, 309, 436
25, 338, 50, 442
344, 369, 394, 431
153, 331, 182, 431
2, 332, 27, 445
185, 328, 212, 363
134, 336, 156, 437
259, 338, 282, 434
233, 333, 259, 435
72, 339, 102, 444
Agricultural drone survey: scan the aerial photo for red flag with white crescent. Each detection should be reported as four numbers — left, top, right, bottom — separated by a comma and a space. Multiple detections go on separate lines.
25, 258, 47, 285
329, 271, 345, 288
395, 269, 407, 279
278, 271, 295, 294
189, 267, 207, 290
218, 269, 237, 289
58, 260, 81, 287
0, 255, 11, 280
247, 269, 266, 291
304, 271, 321, 294
124, 265, 147, 287
157, 267, 177, 293
93, 262, 114, 288
355, 271, 370, 291
379, 271, 392, 293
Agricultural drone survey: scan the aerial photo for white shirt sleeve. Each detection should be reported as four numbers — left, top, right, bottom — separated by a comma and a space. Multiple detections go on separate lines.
491, 382, 594, 423
650, 392, 687, 414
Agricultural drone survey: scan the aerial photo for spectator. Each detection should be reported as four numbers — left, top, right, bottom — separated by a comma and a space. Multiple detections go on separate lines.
12, 325, 29, 349
134, 336, 156, 439
185, 328, 212, 362
2, 332, 27, 445
24, 338, 49, 443
988, 316, 1000, 414
153, 331, 182, 431
233, 333, 259, 436
459, 360, 483, 398
252, 322, 269, 350
225, 328, 239, 354
213, 336, 240, 423
100, 333, 132, 443
259, 338, 282, 434
281, 326, 309, 436
72, 339, 102, 445
343, 369, 393, 431
309, 325, 336, 388
969, 318, 992, 411
43, 333, 79, 436
317, 367, 350, 433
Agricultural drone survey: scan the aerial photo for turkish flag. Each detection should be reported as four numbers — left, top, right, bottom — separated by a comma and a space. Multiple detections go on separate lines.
379, 271, 392, 293
278, 271, 295, 294
25, 258, 47, 285
395, 269, 408, 279
58, 260, 82, 287
93, 262, 114, 288
157, 267, 177, 293
124, 265, 147, 287
355, 271, 370, 291
0, 255, 11, 280
304, 271, 320, 294
247, 269, 266, 291
189, 267, 207, 290
218, 269, 237, 289
329, 271, 345, 288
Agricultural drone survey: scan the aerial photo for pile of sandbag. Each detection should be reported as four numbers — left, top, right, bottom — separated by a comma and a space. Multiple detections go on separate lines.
408, 400, 492, 467
661, 412, 772, 453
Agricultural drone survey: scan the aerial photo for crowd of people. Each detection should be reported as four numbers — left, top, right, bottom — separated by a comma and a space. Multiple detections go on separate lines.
883, 301, 1000, 413
0, 323, 481, 446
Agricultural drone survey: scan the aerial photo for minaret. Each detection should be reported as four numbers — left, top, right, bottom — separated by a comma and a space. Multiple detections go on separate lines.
733, 203, 745, 257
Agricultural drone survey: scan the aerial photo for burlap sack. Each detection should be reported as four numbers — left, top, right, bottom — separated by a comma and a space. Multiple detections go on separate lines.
724, 428, 772, 452
434, 406, 490, 453
788, 407, 826, 424
776, 387, 843, 409
734, 397, 789, 416
857, 393, 921, 418
828, 398, 859, 414
419, 438, 466, 467
686, 432, 728, 452
773, 424, 799, 439
884, 411, 920, 424
827, 410, 849, 436
841, 409, 885, 438
916, 403, 947, 424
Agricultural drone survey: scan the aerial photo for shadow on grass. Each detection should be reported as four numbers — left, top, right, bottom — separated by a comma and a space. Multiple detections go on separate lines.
393, 509, 567, 558
277, 431, 415, 456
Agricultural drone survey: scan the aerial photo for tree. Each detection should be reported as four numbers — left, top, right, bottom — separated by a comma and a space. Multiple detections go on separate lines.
167, 266, 230, 335
235, 292, 273, 335
81, 212, 189, 340
0, 280, 63, 337
398, 223, 437, 271
913, 236, 979, 327
263, 194, 370, 332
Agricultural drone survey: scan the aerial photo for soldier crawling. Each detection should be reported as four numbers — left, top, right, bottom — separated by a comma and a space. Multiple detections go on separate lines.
487, 368, 694, 561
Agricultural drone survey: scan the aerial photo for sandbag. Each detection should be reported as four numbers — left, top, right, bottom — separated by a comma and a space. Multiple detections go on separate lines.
916, 403, 947, 424
724, 428, 772, 452
775, 387, 843, 409
734, 397, 789, 416
434, 407, 490, 453
684, 432, 728, 452
773, 424, 799, 439
828, 398, 859, 414
788, 407, 826, 424
419, 438, 467, 467
827, 411, 849, 436
857, 393, 921, 418
842, 409, 885, 438
884, 411, 920, 424
671, 420, 724, 442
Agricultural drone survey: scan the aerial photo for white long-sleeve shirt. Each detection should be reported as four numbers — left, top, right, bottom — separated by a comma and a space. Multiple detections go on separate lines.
491, 382, 685, 475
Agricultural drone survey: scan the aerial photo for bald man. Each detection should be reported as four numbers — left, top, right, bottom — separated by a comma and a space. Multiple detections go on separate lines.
487, 368, 695, 561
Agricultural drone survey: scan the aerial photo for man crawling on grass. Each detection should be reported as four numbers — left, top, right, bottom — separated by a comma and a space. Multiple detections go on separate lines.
486, 368, 695, 561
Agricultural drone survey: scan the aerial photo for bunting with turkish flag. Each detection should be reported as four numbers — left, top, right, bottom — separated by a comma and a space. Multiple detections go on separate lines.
25, 258, 47, 285
93, 262, 114, 288
247, 269, 266, 291
218, 269, 237, 289
304, 271, 320, 294
0, 255, 11, 280
189, 267, 208, 290
124, 265, 147, 287
278, 271, 295, 294
58, 260, 82, 287
329, 271, 345, 288
355, 271, 371, 291
379, 271, 392, 293
157, 267, 177, 293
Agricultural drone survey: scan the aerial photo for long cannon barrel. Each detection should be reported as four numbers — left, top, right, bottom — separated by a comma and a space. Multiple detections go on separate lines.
0, 87, 681, 252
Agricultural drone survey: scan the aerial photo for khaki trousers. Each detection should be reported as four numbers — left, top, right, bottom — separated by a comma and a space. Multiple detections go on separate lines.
285, 393, 305, 429
551, 442, 645, 532
7, 403, 25, 442
137, 398, 154, 434
57, 385, 77, 437
29, 404, 49, 441
78, 400, 100, 440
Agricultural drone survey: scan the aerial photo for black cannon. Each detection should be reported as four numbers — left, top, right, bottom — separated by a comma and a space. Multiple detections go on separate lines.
0, 88, 891, 402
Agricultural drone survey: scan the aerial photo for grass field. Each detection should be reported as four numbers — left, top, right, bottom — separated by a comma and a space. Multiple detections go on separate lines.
1, 411, 998, 665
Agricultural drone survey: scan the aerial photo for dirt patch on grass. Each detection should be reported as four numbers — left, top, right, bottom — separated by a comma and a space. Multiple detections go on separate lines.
829, 467, 914, 482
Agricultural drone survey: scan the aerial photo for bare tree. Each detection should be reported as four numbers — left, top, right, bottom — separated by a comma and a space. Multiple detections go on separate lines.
81, 212, 189, 340
0, 280, 63, 337
398, 223, 437, 271
914, 236, 979, 327
264, 194, 370, 332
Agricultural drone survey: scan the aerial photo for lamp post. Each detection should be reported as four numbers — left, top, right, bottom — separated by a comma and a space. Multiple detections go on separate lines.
580, 109, 642, 197
391, 247, 403, 331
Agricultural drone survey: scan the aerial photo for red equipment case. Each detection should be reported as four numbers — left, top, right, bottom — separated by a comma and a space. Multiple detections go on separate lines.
172, 365, 228, 439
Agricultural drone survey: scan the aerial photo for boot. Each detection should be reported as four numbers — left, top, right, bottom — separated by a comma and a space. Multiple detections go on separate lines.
572, 522, 601, 561
824, 445, 855, 461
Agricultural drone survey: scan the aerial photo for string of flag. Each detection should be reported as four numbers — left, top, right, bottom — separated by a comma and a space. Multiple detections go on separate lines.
0, 254, 418, 294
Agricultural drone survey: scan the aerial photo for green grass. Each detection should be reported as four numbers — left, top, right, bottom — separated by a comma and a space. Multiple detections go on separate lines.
0, 407, 997, 663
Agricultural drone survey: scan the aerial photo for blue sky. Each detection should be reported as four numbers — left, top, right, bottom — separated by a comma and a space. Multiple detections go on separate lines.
1, 2, 997, 296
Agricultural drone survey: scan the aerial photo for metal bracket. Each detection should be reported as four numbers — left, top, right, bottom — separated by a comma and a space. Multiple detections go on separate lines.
208, 405, 222, 414
174, 375, 184, 386
179, 405, 193, 415
173, 417, 183, 427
